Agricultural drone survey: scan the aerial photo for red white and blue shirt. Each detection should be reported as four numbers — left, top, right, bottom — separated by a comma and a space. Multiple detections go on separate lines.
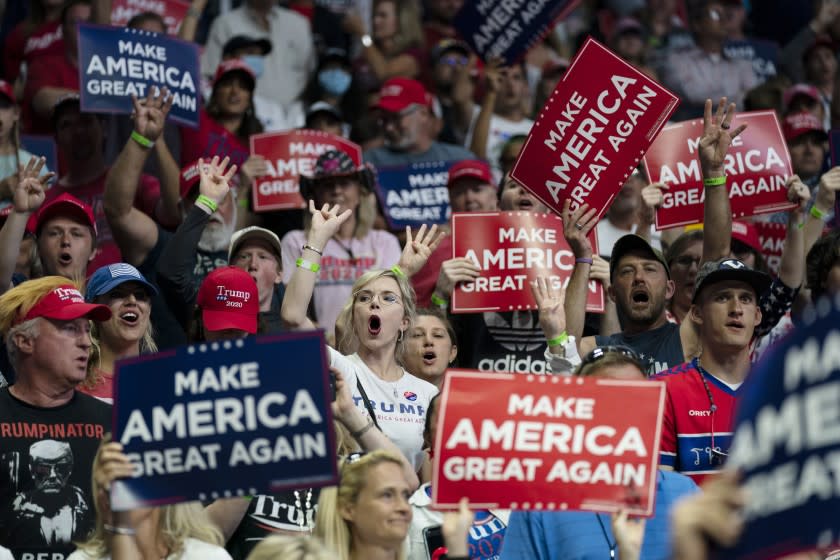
654, 359, 740, 484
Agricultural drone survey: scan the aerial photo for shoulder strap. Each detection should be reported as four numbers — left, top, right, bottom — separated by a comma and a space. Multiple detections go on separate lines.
355, 378, 382, 431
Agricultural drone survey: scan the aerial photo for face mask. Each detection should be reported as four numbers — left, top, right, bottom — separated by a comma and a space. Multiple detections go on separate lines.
318, 69, 352, 97
242, 55, 265, 79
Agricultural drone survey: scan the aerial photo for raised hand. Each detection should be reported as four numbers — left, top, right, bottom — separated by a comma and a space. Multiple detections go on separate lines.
612, 509, 646, 560
308, 199, 353, 248
640, 182, 669, 224
398, 224, 445, 277
13, 156, 52, 214
441, 497, 474, 557
698, 98, 747, 177
198, 155, 237, 206
131, 86, 173, 142
561, 200, 598, 259
484, 57, 504, 95
238, 155, 268, 188
330, 366, 357, 425
814, 166, 840, 212
785, 174, 811, 212
589, 255, 611, 288
434, 257, 481, 298
530, 276, 566, 341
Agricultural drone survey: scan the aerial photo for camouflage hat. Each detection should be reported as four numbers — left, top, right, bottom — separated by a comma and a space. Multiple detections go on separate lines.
299, 149, 374, 200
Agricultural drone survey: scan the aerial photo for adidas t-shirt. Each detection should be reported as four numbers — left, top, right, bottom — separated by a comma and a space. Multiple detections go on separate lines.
328, 349, 438, 469
453, 311, 549, 375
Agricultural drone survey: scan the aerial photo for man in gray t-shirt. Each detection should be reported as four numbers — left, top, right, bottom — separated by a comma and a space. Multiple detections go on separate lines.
364, 77, 475, 169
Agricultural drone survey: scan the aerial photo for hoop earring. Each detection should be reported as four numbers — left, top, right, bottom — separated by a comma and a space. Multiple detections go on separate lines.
397, 329, 404, 343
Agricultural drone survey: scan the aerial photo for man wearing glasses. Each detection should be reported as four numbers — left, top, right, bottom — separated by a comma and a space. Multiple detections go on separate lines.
363, 77, 475, 170
655, 258, 769, 483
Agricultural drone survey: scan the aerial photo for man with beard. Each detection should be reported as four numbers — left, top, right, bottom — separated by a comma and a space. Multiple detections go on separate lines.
363, 78, 475, 169
155, 159, 286, 334
564, 98, 746, 374
104, 89, 235, 346
0, 277, 111, 557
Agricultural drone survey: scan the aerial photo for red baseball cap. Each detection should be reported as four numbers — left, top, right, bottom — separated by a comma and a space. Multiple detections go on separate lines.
446, 159, 494, 189
34, 193, 97, 236
375, 78, 432, 113
783, 83, 821, 109
213, 59, 256, 89
197, 266, 258, 334
180, 159, 202, 199
783, 112, 828, 142
731, 220, 762, 255
0, 80, 14, 104
18, 284, 111, 325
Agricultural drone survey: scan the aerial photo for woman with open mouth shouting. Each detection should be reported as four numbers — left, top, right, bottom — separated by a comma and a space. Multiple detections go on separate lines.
282, 200, 443, 473
80, 263, 158, 404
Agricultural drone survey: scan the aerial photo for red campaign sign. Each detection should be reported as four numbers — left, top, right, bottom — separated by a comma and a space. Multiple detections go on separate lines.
111, 0, 190, 34
753, 221, 786, 276
450, 211, 604, 314
509, 37, 679, 221
249, 130, 362, 212
432, 370, 666, 515
643, 110, 796, 229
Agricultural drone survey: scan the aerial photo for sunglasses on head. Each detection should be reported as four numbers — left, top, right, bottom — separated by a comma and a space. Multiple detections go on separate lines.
580, 345, 645, 371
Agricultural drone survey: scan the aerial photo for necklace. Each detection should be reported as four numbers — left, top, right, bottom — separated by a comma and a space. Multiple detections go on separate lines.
595, 513, 616, 558
294, 488, 313, 533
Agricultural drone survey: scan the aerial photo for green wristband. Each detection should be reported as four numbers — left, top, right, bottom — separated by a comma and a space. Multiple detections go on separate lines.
547, 332, 569, 346
391, 265, 406, 278
810, 205, 827, 220
703, 175, 726, 187
296, 258, 321, 273
196, 194, 218, 213
430, 293, 448, 307
130, 130, 154, 148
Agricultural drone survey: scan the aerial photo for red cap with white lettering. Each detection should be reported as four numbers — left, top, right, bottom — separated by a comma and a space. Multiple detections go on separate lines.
18, 284, 111, 325
180, 159, 202, 200
197, 266, 258, 334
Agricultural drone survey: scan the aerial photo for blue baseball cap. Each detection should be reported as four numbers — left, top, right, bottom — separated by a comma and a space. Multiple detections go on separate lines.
692, 258, 771, 303
85, 263, 158, 302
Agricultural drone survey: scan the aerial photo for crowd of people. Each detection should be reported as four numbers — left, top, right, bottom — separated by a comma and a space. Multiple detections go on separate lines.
1, 0, 840, 558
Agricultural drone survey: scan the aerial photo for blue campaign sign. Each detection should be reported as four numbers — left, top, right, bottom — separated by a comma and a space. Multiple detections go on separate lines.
724, 39, 779, 82
20, 135, 58, 176
375, 161, 453, 230
111, 331, 337, 511
725, 294, 840, 558
77, 22, 200, 128
453, 0, 581, 64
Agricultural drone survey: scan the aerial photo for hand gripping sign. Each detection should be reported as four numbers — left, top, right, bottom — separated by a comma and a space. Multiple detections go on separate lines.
724, 295, 840, 558
375, 161, 453, 230
453, 0, 581, 64
432, 370, 666, 515
111, 332, 337, 510
509, 37, 679, 222
450, 211, 604, 313
110, 0, 191, 34
249, 130, 363, 212
77, 23, 200, 128
643, 110, 795, 229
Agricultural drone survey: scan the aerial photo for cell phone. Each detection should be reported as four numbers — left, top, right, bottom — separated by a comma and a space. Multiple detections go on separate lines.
423, 525, 447, 559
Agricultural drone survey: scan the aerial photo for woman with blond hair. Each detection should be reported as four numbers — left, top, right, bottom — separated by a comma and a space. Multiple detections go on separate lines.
79, 263, 158, 403
315, 450, 412, 560
68, 440, 231, 560
246, 534, 332, 560
282, 201, 442, 471
281, 149, 402, 339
